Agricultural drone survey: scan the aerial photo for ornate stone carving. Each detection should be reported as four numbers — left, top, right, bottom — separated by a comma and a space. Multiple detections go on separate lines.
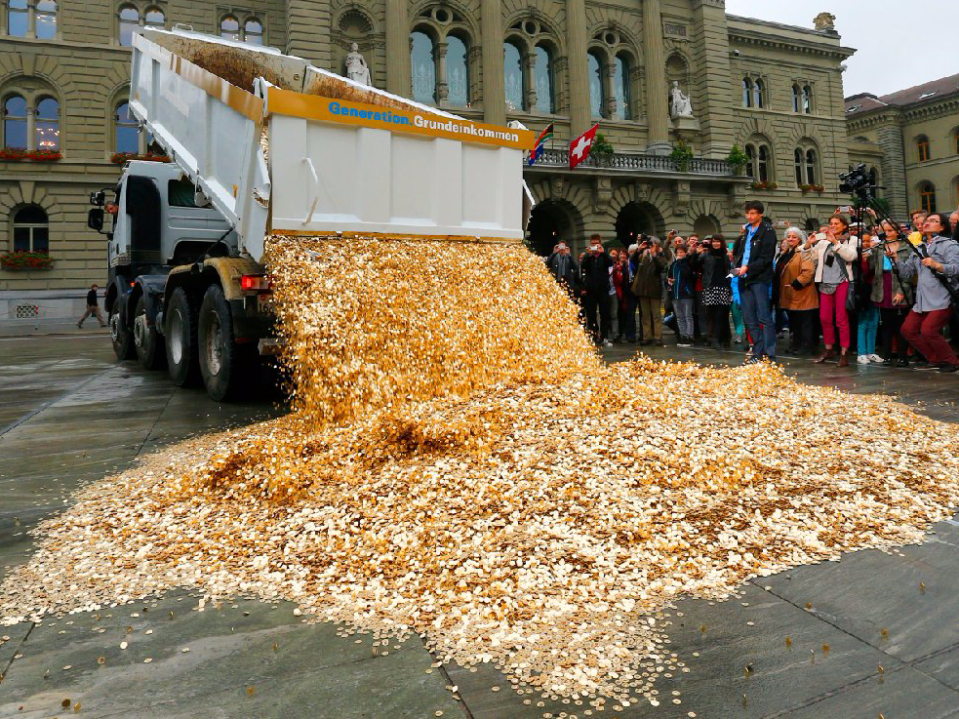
593, 177, 613, 215
813, 12, 836, 32
344, 42, 372, 86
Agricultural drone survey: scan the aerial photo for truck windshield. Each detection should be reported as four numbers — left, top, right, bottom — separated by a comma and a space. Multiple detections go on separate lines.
168, 179, 198, 208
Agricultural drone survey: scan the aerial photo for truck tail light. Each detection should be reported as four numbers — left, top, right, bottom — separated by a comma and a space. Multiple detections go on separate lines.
241, 274, 271, 291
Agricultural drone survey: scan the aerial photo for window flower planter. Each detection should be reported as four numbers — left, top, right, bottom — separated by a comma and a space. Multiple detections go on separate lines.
0, 149, 62, 162
0, 250, 55, 270
27, 150, 62, 162
1, 148, 27, 161
751, 181, 779, 191
111, 152, 171, 165
800, 184, 825, 194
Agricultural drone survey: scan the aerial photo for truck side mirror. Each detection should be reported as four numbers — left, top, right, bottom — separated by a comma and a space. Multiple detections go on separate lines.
88, 208, 104, 232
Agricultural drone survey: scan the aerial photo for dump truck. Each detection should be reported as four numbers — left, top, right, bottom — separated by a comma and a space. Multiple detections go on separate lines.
89, 27, 535, 400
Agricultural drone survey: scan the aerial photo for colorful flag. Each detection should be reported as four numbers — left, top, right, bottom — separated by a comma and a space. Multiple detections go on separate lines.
569, 124, 599, 170
527, 122, 554, 166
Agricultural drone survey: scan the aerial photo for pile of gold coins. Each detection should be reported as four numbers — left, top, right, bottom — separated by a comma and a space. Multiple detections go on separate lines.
3, 237, 958, 706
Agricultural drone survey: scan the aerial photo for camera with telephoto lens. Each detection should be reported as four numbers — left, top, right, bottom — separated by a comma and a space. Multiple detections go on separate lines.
838, 163, 874, 199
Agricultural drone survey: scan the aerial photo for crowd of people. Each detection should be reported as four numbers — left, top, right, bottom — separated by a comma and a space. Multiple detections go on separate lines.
545, 201, 959, 373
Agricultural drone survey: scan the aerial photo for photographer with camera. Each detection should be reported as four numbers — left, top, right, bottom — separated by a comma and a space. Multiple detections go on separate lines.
871, 220, 915, 366
580, 234, 615, 347
887, 213, 959, 373
691, 234, 733, 349
731, 201, 779, 364
545, 242, 580, 299
631, 237, 667, 346
808, 214, 859, 367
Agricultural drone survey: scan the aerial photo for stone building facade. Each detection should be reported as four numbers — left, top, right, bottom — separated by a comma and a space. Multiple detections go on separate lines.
0, 0, 854, 318
846, 74, 959, 221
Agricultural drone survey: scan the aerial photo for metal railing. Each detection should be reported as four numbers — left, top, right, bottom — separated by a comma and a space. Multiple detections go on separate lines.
528, 148, 735, 177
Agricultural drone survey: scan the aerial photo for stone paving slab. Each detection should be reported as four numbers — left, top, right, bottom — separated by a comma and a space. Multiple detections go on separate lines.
0, 591, 463, 719
761, 532, 959, 664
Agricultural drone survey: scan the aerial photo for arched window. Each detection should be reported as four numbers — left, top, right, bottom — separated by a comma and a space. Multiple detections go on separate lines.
805, 149, 817, 186
743, 78, 753, 108
533, 45, 554, 115
35, 0, 56, 39
919, 182, 936, 214
115, 102, 139, 153
411, 31, 436, 105
792, 84, 801, 113
503, 41, 525, 112
12, 206, 49, 253
588, 51, 605, 119
244, 18, 263, 45
118, 5, 139, 46
758, 145, 770, 183
144, 7, 164, 29
7, 0, 28, 37
220, 15, 240, 41
446, 34, 469, 108
794, 149, 804, 185
802, 85, 812, 114
753, 79, 765, 109
35, 97, 59, 150
613, 54, 631, 121
917, 136, 930, 162
744, 144, 755, 178
2, 94, 28, 149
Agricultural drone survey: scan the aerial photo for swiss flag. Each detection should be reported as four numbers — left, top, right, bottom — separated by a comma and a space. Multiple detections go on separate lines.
569, 124, 599, 170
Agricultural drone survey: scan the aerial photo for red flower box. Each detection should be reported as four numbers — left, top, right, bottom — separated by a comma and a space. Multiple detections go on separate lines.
111, 151, 171, 165
1, 148, 27, 161
0, 250, 55, 270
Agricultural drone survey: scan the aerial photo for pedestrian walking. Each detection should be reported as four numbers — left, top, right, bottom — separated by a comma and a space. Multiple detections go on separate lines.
77, 284, 106, 329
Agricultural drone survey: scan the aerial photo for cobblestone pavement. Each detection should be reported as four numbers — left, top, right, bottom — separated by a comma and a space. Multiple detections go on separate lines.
1, 334, 958, 719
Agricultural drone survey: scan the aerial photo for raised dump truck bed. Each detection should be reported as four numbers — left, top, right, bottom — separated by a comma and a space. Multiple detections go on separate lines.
129, 27, 535, 262
93, 27, 535, 401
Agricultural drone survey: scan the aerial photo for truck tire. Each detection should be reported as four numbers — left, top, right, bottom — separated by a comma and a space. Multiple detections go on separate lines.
109, 298, 135, 361
165, 287, 199, 386
133, 295, 165, 370
198, 284, 240, 402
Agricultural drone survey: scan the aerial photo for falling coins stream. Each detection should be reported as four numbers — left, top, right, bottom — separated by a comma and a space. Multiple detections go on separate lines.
3, 237, 959, 707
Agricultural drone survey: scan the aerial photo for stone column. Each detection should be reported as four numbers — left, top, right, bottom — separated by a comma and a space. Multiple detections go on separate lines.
26, 107, 36, 151
603, 60, 618, 120
642, 0, 670, 154
877, 116, 908, 218
524, 51, 539, 112
690, 0, 734, 158
481, 0, 505, 124
566, 0, 590, 135
386, 0, 411, 96
435, 42, 449, 104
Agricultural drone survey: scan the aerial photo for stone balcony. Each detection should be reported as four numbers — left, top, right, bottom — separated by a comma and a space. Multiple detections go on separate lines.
524, 148, 739, 179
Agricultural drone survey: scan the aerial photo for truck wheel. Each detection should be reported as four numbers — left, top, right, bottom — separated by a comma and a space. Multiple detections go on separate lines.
198, 284, 240, 402
110, 299, 135, 361
133, 295, 165, 370
165, 287, 199, 386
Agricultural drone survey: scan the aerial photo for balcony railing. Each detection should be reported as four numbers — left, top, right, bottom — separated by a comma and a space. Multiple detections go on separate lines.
527, 148, 736, 177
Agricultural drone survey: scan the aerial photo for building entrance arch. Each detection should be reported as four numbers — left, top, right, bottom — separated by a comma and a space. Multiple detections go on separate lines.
614, 201, 665, 245
526, 199, 581, 256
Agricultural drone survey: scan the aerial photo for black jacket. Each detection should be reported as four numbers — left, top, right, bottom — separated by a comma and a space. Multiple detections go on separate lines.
86, 289, 98, 307
580, 250, 614, 295
691, 248, 731, 291
732, 220, 778, 286
545, 252, 580, 291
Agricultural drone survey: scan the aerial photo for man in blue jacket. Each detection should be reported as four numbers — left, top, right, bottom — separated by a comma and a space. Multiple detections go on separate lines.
731, 201, 779, 363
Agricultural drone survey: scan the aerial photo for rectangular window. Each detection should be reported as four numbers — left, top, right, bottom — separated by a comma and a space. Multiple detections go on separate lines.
32, 227, 49, 252
918, 140, 930, 162
13, 226, 30, 252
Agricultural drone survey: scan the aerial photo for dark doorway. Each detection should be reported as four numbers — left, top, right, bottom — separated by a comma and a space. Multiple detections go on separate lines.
615, 201, 664, 245
527, 201, 576, 256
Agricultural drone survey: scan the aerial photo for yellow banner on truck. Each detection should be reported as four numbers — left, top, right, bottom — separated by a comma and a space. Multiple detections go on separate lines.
266, 87, 536, 152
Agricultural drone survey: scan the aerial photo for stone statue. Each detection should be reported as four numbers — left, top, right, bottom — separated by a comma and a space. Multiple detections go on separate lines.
345, 43, 372, 87
813, 12, 836, 32
670, 81, 693, 118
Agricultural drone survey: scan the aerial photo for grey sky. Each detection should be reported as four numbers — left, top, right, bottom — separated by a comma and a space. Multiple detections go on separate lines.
725, 0, 959, 97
